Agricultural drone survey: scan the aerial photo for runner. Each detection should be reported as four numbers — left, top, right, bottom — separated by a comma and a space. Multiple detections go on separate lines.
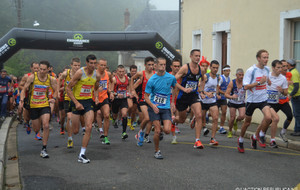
144, 57, 189, 159
237, 49, 272, 153
95, 58, 113, 144
258, 60, 288, 148
66, 54, 100, 163
225, 68, 246, 138
169, 59, 181, 144
278, 60, 293, 142
173, 49, 205, 149
111, 65, 130, 140
130, 57, 156, 146
58, 58, 81, 148
20, 60, 57, 158
200, 60, 221, 146
217, 65, 231, 134
18, 62, 40, 137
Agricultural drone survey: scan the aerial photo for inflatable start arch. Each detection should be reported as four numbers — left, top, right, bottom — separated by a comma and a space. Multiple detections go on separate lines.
0, 28, 181, 70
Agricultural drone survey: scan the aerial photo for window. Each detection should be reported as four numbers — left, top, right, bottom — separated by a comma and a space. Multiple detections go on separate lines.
192, 30, 202, 50
293, 21, 300, 63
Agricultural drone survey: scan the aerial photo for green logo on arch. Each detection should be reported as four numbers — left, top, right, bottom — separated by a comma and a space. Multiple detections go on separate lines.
73, 34, 83, 40
155, 41, 163, 49
8, 38, 16, 46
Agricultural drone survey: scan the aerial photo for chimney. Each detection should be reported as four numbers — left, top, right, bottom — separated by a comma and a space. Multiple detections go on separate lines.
124, 8, 130, 29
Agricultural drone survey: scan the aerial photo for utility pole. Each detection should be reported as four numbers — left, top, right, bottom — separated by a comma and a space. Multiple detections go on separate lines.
17, 0, 22, 27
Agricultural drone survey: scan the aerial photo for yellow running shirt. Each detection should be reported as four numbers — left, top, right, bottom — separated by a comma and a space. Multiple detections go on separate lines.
29, 72, 51, 108
73, 67, 97, 100
64, 69, 71, 101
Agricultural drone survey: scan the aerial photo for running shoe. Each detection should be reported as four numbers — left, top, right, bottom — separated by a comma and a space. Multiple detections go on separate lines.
25, 122, 31, 134
102, 137, 110, 145
144, 135, 152, 143
233, 119, 238, 131
258, 135, 266, 148
78, 154, 90, 164
279, 132, 288, 143
154, 150, 163, 159
132, 121, 137, 127
129, 125, 135, 131
60, 128, 65, 135
175, 126, 180, 134
190, 116, 195, 129
67, 139, 73, 148
270, 140, 278, 148
237, 138, 244, 153
40, 149, 49, 158
250, 134, 257, 149
203, 127, 209, 136
113, 120, 118, 128
227, 131, 233, 138
193, 140, 204, 149
171, 136, 178, 144
127, 118, 132, 127
159, 132, 164, 141
121, 132, 128, 139
35, 132, 42, 141
218, 127, 227, 134
136, 131, 144, 146
209, 138, 219, 146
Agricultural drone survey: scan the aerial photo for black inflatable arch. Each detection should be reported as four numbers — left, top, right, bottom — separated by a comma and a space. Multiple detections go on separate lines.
0, 28, 181, 71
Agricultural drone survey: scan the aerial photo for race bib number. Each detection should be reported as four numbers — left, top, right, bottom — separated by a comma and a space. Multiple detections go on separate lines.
80, 85, 92, 97
117, 90, 127, 98
0, 85, 6, 93
32, 85, 47, 105
267, 90, 279, 103
99, 80, 107, 90
153, 93, 167, 106
205, 88, 216, 99
185, 81, 198, 91
279, 93, 286, 100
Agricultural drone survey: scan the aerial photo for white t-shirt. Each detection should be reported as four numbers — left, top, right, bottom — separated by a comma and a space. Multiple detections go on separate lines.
267, 73, 288, 104
243, 64, 270, 103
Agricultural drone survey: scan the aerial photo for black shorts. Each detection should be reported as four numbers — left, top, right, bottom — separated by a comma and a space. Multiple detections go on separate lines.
228, 102, 246, 109
95, 98, 110, 111
148, 106, 171, 122
201, 102, 217, 111
139, 101, 148, 108
30, 107, 51, 120
111, 98, 128, 114
176, 93, 201, 112
64, 100, 72, 113
23, 97, 30, 110
217, 99, 227, 107
245, 101, 270, 116
59, 101, 64, 110
72, 99, 95, 116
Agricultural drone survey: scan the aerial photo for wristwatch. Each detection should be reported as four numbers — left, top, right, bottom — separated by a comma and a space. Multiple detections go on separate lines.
257, 81, 261, 85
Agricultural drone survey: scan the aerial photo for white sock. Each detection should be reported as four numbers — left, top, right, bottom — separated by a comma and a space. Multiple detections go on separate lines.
271, 138, 276, 142
281, 128, 286, 134
68, 136, 73, 141
220, 126, 224, 129
173, 136, 177, 139
100, 128, 104, 132
80, 147, 86, 156
82, 127, 86, 130
259, 130, 265, 137
253, 134, 257, 139
196, 138, 200, 142
239, 137, 244, 143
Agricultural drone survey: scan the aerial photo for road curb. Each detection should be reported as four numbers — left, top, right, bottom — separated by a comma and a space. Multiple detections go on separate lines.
0, 117, 13, 189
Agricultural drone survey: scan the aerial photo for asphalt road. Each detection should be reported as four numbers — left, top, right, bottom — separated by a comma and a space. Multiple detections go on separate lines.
16, 119, 300, 190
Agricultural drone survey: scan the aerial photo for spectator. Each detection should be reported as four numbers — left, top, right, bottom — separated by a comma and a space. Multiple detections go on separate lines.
0, 69, 12, 121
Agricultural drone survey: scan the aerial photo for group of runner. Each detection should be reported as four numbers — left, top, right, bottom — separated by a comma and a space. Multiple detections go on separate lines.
12, 48, 296, 162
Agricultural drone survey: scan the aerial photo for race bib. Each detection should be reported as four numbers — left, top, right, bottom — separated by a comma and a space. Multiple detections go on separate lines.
185, 81, 198, 91
99, 80, 107, 90
205, 88, 216, 99
0, 85, 6, 93
117, 90, 127, 98
153, 93, 167, 106
32, 85, 47, 105
267, 90, 279, 103
80, 85, 92, 97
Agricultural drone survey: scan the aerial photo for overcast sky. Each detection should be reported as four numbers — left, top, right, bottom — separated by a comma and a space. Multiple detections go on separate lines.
149, 0, 179, 10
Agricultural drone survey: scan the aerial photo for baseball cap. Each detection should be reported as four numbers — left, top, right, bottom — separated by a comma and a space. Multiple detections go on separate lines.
287, 59, 296, 66
1, 69, 7, 73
